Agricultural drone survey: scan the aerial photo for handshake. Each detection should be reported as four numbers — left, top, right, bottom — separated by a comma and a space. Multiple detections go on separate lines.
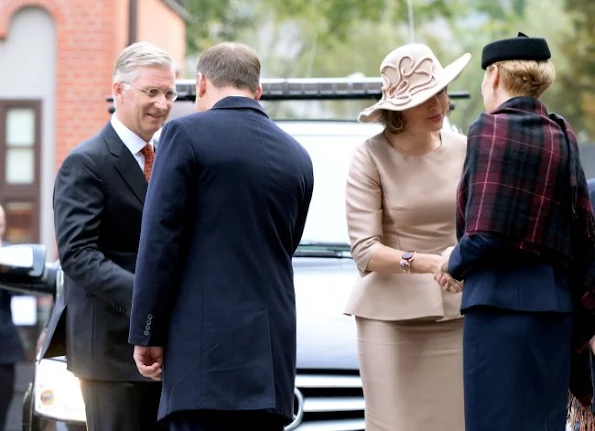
433, 246, 463, 294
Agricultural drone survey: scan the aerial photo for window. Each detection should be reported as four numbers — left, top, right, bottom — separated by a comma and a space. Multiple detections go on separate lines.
0, 101, 41, 243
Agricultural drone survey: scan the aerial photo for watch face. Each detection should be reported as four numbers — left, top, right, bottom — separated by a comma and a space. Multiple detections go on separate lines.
402, 252, 414, 260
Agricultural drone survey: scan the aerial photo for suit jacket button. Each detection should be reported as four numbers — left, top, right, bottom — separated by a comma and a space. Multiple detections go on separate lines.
146, 320, 151, 326
147, 314, 153, 320
145, 325, 151, 331
144, 331, 150, 336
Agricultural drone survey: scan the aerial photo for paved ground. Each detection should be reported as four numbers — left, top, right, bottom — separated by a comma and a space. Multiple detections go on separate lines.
1, 362, 580, 431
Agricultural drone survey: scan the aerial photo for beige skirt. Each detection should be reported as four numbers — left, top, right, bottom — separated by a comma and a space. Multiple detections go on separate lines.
356, 317, 464, 431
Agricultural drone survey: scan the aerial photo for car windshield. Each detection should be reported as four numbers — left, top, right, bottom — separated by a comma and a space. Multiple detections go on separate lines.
276, 121, 383, 250
160, 103, 456, 254
285, 117, 455, 253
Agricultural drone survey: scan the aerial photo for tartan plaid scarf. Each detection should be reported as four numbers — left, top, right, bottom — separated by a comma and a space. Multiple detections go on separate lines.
456, 97, 595, 424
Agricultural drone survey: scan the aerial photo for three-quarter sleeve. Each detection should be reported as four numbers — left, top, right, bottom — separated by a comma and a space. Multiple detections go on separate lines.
345, 144, 383, 275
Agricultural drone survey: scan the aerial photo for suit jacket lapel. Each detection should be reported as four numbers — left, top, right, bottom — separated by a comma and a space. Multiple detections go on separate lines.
102, 123, 147, 204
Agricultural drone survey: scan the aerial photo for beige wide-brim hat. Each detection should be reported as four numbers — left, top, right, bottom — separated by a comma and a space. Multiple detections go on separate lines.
359, 44, 471, 123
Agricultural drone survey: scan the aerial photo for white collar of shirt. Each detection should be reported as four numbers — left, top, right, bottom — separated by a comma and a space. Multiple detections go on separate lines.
110, 115, 152, 170
111, 115, 149, 155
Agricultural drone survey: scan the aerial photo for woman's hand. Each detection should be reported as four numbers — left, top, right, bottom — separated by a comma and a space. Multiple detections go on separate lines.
440, 246, 455, 273
411, 253, 445, 275
441, 246, 455, 261
433, 271, 463, 293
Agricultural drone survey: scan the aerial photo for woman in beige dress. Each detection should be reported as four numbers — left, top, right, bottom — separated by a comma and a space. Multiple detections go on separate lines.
344, 44, 471, 431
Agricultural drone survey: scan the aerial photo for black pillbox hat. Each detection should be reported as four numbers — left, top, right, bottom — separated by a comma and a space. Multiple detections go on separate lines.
481, 32, 551, 70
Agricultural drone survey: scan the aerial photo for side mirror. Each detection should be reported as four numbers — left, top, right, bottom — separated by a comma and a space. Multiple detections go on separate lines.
0, 243, 46, 280
0, 244, 56, 296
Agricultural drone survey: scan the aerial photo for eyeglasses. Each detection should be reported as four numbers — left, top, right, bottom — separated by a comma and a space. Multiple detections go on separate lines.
125, 82, 178, 102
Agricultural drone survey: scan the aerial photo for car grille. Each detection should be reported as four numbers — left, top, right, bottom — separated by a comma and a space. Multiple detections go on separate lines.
292, 371, 364, 431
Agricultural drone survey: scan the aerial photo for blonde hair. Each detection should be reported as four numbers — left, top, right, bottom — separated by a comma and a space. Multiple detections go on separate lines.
380, 110, 405, 134
491, 59, 555, 99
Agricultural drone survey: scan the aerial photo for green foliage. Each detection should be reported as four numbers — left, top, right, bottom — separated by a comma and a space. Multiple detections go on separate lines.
557, 0, 595, 140
182, 0, 595, 142
444, 0, 571, 132
184, 0, 258, 53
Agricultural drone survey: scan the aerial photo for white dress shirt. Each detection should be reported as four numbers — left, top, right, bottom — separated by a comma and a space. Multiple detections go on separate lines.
110, 115, 152, 172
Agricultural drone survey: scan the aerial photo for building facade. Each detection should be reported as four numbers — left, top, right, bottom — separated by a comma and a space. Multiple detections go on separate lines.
0, 0, 188, 259
0, 0, 187, 364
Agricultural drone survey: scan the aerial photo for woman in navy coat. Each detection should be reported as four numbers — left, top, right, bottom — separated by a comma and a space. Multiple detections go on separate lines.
437, 33, 595, 431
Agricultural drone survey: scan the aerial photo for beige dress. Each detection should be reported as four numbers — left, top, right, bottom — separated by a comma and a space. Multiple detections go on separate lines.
344, 129, 466, 431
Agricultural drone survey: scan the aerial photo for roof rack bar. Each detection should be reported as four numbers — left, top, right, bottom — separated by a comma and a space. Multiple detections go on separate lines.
107, 77, 470, 103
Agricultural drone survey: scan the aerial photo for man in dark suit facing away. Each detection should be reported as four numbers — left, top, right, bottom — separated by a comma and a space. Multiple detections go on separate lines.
128, 42, 315, 431
52, 41, 176, 431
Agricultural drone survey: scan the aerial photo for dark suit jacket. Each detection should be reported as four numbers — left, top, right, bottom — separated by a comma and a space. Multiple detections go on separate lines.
52, 122, 153, 381
128, 97, 314, 423
0, 241, 25, 365
0, 289, 25, 365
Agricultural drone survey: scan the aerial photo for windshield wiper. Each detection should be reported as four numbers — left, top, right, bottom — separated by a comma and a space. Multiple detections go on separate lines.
294, 241, 352, 258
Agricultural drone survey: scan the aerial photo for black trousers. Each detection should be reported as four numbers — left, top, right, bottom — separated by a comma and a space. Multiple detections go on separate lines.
0, 364, 15, 431
79, 379, 166, 431
168, 410, 286, 431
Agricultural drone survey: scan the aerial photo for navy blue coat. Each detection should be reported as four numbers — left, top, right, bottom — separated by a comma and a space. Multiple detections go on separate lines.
129, 97, 314, 423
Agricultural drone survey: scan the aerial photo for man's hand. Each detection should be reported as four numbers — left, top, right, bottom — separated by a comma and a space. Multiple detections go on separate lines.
133, 346, 163, 381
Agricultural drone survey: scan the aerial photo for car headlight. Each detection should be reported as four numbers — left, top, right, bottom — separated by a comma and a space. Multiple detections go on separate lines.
34, 358, 86, 423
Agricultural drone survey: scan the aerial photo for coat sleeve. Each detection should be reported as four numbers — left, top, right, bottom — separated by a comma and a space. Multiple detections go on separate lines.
291, 159, 314, 254
345, 144, 383, 275
129, 120, 196, 347
448, 233, 514, 280
53, 151, 134, 315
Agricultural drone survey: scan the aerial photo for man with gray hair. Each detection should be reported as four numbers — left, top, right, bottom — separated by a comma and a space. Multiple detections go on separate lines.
129, 41, 314, 431
51, 41, 175, 430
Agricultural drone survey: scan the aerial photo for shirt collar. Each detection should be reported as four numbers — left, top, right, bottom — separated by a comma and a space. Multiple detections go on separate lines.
110, 114, 150, 155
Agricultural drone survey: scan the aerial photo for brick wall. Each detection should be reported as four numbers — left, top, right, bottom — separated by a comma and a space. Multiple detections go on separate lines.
138, 0, 187, 76
0, 0, 186, 172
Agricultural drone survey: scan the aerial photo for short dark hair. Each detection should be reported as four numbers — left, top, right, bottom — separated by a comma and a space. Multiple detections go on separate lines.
196, 42, 261, 93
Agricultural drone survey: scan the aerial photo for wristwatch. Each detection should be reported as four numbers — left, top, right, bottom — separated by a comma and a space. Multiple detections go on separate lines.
400, 251, 416, 273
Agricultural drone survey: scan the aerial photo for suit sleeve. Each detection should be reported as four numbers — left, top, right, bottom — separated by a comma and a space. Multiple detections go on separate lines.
345, 144, 383, 275
53, 151, 134, 315
129, 121, 195, 347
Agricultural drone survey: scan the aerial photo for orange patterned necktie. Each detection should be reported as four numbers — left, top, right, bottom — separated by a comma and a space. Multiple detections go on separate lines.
141, 144, 155, 181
